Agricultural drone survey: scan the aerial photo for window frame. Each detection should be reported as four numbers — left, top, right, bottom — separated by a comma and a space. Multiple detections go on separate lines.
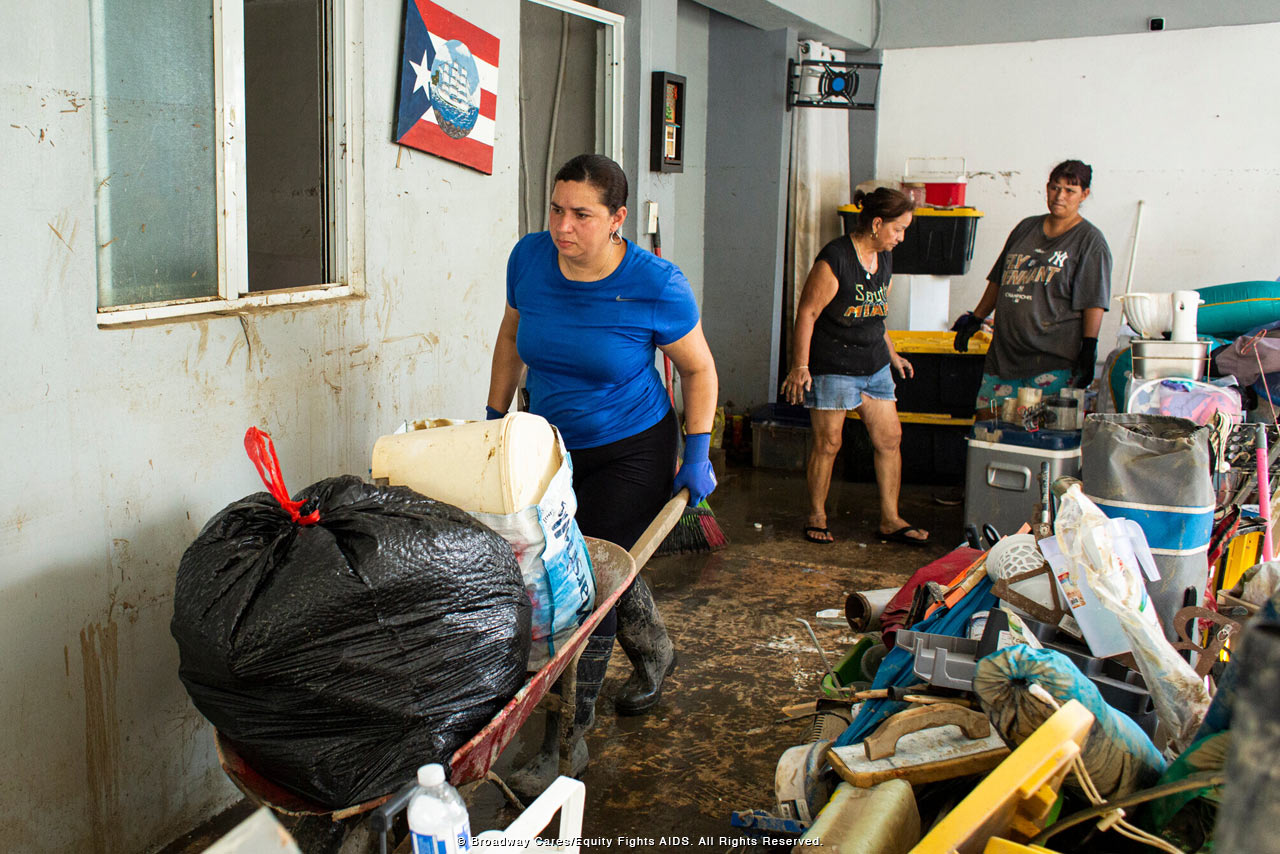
95, 0, 365, 327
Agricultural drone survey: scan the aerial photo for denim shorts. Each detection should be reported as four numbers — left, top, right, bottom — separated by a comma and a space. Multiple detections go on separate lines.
805, 364, 897, 410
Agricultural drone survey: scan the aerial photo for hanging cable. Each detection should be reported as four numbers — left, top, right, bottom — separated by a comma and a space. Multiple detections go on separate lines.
541, 12, 570, 231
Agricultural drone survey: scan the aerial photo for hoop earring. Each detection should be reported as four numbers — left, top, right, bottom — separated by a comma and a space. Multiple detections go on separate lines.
610, 231, 622, 245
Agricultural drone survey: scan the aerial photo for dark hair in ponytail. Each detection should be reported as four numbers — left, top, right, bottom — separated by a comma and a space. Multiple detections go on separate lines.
849, 187, 914, 235
554, 154, 629, 213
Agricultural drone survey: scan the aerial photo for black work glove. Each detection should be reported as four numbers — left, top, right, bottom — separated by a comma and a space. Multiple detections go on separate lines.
951, 312, 984, 352
1075, 337, 1098, 388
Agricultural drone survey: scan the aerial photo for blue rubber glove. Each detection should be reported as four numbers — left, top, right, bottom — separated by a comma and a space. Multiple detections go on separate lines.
673, 432, 717, 506
485, 406, 506, 420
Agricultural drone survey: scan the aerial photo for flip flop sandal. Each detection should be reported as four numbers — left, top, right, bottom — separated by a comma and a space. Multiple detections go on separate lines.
879, 525, 930, 547
804, 526, 834, 544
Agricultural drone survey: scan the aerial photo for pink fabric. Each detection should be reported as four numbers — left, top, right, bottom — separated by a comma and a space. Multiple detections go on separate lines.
879, 547, 985, 649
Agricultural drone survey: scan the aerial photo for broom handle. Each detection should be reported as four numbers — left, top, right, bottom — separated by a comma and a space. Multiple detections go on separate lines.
630, 489, 690, 571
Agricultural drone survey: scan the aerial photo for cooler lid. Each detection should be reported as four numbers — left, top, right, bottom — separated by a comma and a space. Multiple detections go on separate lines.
968, 421, 1082, 452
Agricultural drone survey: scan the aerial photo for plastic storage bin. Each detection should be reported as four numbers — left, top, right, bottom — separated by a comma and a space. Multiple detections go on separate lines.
836, 206, 983, 276
890, 330, 987, 418
845, 414, 970, 485
893, 208, 984, 275
963, 429, 1081, 537
751, 402, 812, 471
904, 156, 968, 207
370, 413, 562, 514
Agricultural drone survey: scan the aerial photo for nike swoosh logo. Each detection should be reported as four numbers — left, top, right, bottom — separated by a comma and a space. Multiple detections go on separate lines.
615, 295, 637, 301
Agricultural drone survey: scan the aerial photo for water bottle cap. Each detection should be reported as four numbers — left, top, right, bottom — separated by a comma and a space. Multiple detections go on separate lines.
417, 764, 445, 787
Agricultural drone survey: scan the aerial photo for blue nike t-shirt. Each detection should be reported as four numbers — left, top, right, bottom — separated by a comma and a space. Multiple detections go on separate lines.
507, 232, 700, 449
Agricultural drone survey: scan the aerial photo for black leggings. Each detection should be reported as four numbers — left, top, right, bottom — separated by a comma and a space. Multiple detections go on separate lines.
568, 408, 678, 636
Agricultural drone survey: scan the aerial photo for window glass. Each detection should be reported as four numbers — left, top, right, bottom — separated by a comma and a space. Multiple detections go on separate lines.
93, 0, 219, 308
245, 0, 330, 291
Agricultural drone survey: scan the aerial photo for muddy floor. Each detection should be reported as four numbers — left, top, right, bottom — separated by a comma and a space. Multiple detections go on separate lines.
162, 462, 964, 853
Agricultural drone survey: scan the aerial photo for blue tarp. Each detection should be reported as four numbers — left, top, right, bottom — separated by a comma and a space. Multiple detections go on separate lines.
832, 577, 997, 748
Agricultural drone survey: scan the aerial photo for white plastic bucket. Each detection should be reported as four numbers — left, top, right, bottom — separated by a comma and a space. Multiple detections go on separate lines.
371, 413, 562, 514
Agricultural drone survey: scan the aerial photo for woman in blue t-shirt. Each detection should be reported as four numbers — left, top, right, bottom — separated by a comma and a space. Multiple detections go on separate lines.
487, 154, 718, 797
781, 187, 929, 547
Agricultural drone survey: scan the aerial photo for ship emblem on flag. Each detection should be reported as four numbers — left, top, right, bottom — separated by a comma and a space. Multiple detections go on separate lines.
395, 0, 500, 174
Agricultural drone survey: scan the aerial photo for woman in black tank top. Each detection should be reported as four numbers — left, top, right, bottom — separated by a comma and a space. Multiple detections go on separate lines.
780, 188, 930, 547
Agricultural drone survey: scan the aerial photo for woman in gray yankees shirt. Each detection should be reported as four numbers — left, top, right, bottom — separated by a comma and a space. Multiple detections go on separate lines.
951, 160, 1113, 412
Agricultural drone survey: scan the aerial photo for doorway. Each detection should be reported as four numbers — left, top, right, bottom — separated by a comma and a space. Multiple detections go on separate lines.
518, 0, 623, 235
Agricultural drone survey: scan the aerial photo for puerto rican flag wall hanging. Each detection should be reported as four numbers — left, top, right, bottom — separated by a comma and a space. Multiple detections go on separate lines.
395, 0, 500, 174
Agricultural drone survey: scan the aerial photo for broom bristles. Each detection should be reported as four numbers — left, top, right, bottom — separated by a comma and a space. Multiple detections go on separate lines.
654, 499, 727, 556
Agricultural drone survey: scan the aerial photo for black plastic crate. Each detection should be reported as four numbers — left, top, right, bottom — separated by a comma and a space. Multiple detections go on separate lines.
894, 352, 986, 418
843, 419, 968, 485
840, 208, 982, 276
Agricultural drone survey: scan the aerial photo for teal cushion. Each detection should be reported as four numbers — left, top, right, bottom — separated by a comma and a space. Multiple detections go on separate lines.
1196, 281, 1280, 338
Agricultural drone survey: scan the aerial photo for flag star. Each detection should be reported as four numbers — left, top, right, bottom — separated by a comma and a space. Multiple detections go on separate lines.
409, 49, 431, 95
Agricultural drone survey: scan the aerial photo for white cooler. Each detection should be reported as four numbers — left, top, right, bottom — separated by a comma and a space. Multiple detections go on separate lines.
963, 436, 1081, 537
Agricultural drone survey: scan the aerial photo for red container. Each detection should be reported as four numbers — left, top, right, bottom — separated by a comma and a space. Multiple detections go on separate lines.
905, 157, 968, 208
924, 181, 966, 207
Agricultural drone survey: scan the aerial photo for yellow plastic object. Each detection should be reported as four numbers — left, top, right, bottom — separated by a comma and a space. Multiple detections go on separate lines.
889, 329, 990, 356
981, 840, 1058, 854
839, 204, 986, 218
848, 410, 975, 426
910, 700, 1094, 854
1221, 531, 1262, 592
801, 780, 922, 853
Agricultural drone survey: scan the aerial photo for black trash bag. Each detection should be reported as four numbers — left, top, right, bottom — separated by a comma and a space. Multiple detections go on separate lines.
171, 474, 531, 809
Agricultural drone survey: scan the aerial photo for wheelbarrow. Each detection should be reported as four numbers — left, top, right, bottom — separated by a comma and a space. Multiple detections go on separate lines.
213, 491, 689, 853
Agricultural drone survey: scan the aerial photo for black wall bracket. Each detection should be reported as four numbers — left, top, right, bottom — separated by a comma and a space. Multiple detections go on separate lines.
786, 58, 881, 111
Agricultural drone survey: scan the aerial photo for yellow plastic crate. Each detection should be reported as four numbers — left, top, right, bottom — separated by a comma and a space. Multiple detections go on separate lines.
889, 329, 990, 356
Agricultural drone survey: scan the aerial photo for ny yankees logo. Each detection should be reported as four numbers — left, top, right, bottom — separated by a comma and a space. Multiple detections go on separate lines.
1048, 250, 1069, 266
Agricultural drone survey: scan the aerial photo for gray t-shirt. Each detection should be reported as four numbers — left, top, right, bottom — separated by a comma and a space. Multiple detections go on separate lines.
984, 215, 1112, 378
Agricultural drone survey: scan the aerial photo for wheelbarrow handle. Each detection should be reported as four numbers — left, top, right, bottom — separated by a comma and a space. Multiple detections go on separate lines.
629, 488, 691, 571
369, 779, 419, 840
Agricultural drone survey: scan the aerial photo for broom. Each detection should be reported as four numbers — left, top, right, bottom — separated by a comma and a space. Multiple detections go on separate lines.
655, 492, 729, 556
650, 218, 729, 557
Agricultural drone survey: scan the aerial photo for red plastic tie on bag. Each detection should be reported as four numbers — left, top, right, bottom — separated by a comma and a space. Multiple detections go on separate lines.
243, 427, 321, 525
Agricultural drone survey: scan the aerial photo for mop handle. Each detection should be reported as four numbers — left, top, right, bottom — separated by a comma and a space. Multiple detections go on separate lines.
1259, 424, 1274, 562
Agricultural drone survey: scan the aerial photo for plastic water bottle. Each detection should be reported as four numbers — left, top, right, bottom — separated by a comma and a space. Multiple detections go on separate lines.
408, 763, 472, 854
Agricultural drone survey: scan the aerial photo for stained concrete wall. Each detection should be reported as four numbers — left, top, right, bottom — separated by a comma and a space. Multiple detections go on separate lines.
878, 0, 1280, 48
2, 0, 865, 848
876, 22, 1280, 346
699, 0, 875, 47
702, 14, 794, 411
0, 0, 521, 849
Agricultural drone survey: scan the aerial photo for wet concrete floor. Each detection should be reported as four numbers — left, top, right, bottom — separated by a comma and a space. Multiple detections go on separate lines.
163, 462, 963, 853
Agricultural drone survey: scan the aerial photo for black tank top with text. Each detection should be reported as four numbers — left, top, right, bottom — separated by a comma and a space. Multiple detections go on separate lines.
808, 236, 891, 377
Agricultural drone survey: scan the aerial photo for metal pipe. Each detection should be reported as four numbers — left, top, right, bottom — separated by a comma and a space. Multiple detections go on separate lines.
796, 618, 840, 689
844, 587, 896, 632
1122, 199, 1145, 296
1259, 424, 1273, 562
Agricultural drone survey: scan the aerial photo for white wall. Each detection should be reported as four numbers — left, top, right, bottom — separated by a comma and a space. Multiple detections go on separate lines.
0, 0, 520, 850
879, 0, 1280, 48
876, 23, 1280, 347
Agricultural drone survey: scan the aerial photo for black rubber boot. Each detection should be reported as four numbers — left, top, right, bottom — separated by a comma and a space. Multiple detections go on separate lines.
506, 632, 613, 801
614, 574, 676, 716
